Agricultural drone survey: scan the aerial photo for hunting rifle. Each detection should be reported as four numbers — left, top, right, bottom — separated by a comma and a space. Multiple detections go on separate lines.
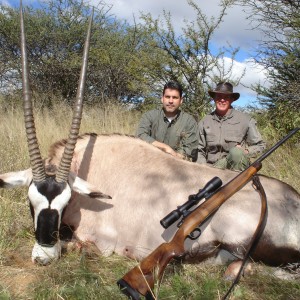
117, 128, 300, 300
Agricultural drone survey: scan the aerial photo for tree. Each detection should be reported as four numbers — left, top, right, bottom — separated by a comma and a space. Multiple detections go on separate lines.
238, 0, 300, 132
0, 0, 156, 105
87, 19, 157, 104
140, 0, 244, 117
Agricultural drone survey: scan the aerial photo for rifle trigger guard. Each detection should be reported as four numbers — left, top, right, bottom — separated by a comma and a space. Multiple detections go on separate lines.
188, 227, 201, 240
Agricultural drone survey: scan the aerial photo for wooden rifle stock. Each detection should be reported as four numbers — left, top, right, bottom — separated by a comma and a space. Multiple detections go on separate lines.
117, 128, 299, 300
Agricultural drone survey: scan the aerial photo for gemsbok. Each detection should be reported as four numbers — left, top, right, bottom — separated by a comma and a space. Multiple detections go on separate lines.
0, 3, 299, 278
0, 4, 110, 265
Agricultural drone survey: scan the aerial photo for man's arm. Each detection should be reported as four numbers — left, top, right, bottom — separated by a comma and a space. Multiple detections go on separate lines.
152, 141, 183, 158
176, 116, 199, 161
136, 111, 184, 158
197, 120, 207, 164
246, 118, 266, 157
136, 111, 156, 144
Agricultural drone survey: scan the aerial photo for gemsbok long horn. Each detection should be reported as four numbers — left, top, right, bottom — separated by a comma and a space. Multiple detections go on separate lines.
55, 10, 94, 183
20, 1, 46, 183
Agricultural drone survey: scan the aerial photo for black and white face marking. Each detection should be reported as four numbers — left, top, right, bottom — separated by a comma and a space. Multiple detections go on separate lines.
28, 176, 71, 264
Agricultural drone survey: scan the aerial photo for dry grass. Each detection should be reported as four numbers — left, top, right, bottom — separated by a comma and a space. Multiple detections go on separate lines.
0, 97, 299, 299
29, 101, 140, 157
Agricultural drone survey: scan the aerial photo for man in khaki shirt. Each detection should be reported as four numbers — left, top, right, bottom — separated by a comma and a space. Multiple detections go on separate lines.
197, 82, 266, 170
136, 81, 198, 161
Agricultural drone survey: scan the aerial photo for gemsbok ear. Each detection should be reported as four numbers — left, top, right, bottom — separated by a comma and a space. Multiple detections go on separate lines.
0, 169, 33, 188
68, 172, 112, 199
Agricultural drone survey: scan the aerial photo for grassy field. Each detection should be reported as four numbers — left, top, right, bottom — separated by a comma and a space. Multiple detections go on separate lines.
0, 99, 299, 299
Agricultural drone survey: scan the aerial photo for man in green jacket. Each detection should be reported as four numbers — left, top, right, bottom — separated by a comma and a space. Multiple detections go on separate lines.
197, 82, 266, 170
136, 81, 198, 161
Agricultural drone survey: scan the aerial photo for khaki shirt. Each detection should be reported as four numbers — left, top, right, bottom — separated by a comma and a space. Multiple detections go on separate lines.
136, 108, 198, 160
197, 109, 266, 164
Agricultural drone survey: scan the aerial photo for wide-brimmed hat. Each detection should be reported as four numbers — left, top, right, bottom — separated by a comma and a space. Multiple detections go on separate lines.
208, 82, 240, 101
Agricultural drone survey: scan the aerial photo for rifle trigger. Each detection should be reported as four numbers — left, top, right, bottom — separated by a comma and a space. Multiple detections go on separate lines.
188, 227, 201, 240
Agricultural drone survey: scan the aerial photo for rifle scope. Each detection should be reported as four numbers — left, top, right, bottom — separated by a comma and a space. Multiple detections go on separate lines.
160, 176, 222, 229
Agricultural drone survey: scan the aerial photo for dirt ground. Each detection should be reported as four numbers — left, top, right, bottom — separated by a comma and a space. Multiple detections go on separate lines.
0, 240, 104, 299
0, 248, 40, 299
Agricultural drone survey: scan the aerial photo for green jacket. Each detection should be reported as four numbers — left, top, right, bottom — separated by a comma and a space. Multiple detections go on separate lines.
136, 108, 199, 160
197, 109, 266, 164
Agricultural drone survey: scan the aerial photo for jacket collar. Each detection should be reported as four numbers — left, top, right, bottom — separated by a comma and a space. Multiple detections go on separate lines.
212, 108, 234, 121
162, 108, 181, 123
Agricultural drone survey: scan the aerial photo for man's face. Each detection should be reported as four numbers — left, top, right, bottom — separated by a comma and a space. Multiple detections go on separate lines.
161, 88, 183, 117
214, 93, 234, 116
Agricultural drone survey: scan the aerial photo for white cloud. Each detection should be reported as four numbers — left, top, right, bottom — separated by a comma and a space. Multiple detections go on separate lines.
222, 58, 270, 106
203, 56, 269, 106
101, 0, 194, 21
98, 0, 261, 51
239, 59, 270, 92
2, 0, 12, 6
223, 57, 269, 91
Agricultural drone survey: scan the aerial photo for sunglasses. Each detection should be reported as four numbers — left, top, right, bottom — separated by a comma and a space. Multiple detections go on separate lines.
214, 94, 233, 101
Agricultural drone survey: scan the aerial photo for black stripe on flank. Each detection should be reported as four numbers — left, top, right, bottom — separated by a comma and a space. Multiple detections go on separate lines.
0, 178, 6, 188
89, 192, 112, 199
0, 178, 16, 188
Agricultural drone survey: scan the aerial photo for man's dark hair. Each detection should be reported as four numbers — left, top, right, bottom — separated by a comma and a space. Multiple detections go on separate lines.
163, 81, 183, 98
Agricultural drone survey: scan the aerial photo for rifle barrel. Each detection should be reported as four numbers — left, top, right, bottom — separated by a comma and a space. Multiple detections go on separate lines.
256, 127, 299, 164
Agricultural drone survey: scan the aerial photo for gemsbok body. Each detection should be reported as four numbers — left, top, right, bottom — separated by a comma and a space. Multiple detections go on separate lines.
0, 4, 299, 275
49, 133, 300, 269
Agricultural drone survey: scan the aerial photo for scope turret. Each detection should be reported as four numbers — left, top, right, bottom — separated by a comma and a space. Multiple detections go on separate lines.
160, 176, 222, 229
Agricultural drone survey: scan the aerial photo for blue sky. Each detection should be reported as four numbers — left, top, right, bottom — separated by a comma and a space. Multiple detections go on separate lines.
3, 0, 270, 107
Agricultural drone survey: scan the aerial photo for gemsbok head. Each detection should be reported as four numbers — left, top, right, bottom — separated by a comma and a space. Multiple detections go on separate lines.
0, 2, 110, 265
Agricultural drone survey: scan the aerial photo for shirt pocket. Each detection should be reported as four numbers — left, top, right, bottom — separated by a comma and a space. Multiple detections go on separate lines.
206, 132, 217, 143
224, 132, 244, 151
205, 133, 219, 153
